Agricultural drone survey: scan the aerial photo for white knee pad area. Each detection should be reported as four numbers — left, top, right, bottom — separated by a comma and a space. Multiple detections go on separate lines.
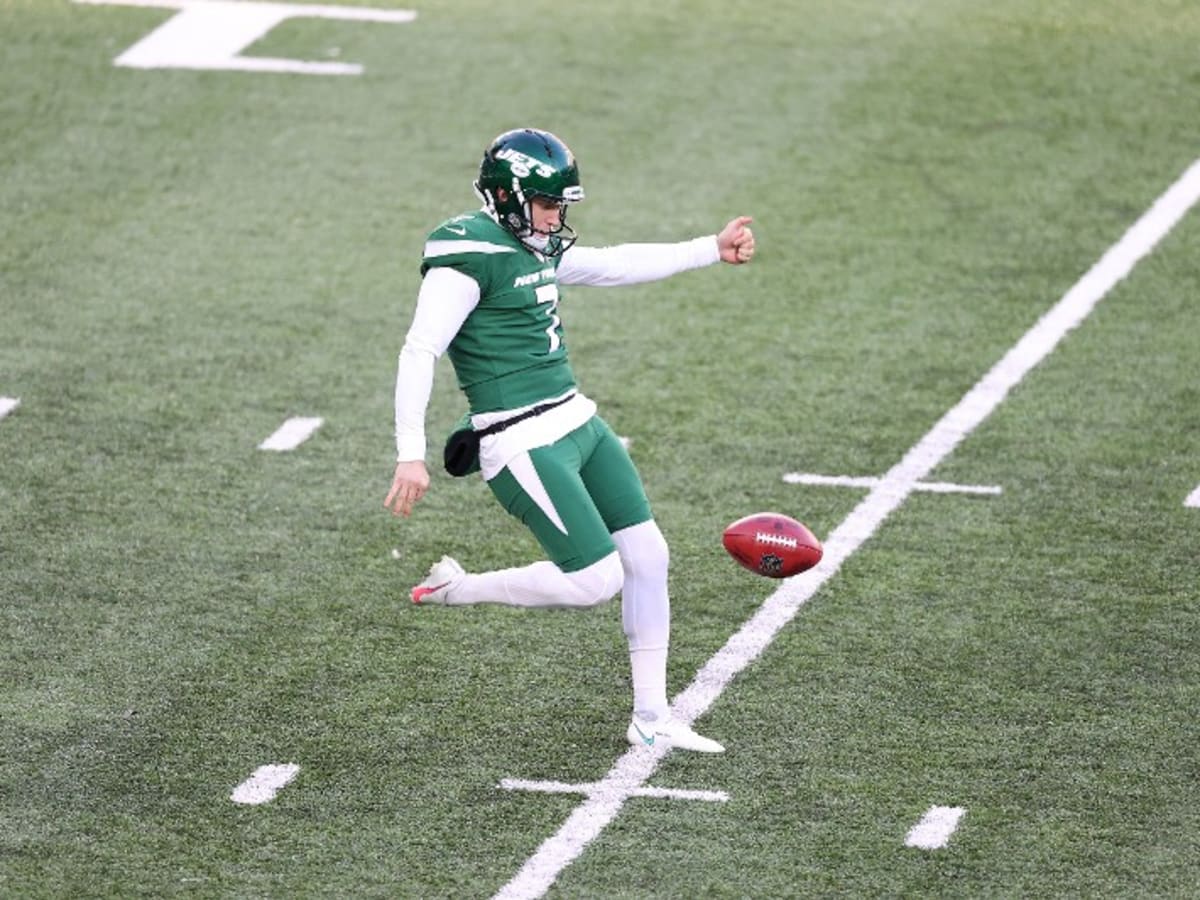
612, 521, 671, 651
556, 552, 624, 608
611, 521, 670, 583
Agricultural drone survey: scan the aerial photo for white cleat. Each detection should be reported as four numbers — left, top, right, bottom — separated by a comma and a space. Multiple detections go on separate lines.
626, 714, 725, 754
410, 555, 465, 605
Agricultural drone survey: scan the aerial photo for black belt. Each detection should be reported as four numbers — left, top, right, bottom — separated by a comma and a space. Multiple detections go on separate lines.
444, 393, 578, 477
475, 393, 577, 438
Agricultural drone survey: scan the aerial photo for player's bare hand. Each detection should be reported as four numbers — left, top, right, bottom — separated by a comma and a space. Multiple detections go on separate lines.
385, 460, 430, 517
718, 216, 755, 265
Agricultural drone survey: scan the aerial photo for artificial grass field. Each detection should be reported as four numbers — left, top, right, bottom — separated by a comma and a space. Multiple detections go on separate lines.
2, 0, 1199, 896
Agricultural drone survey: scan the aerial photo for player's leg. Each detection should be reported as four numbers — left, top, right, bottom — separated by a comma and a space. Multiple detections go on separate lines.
582, 419, 724, 752
578, 421, 666, 716
411, 554, 619, 609
416, 428, 622, 608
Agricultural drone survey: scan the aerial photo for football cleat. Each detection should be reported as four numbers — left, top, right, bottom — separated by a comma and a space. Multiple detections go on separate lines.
411, 555, 465, 605
626, 714, 725, 754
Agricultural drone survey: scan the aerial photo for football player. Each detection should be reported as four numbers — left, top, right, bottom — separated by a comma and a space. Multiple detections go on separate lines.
385, 128, 755, 753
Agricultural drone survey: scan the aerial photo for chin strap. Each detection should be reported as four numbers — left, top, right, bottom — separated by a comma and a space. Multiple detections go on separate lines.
471, 179, 578, 257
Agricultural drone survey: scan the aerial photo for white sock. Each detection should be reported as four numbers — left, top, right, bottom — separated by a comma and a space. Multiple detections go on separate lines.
629, 647, 669, 721
446, 554, 622, 609
612, 521, 672, 720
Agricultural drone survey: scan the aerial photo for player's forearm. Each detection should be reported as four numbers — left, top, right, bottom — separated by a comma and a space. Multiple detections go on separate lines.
394, 344, 435, 462
557, 235, 719, 286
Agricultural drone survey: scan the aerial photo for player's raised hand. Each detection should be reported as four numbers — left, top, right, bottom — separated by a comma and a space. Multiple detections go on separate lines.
717, 216, 755, 264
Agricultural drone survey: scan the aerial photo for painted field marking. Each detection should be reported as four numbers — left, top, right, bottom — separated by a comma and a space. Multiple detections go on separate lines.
905, 805, 966, 849
230, 763, 300, 805
73, 0, 416, 76
784, 471, 1001, 495
1185, 485, 1200, 508
259, 416, 323, 451
500, 778, 728, 804
493, 158, 1200, 900
0, 397, 20, 421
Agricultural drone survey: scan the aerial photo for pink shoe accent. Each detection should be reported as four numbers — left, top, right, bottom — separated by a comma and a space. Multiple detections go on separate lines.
411, 582, 448, 605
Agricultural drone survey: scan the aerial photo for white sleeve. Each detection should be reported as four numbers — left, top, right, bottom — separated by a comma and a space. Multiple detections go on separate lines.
394, 266, 480, 462
556, 235, 720, 287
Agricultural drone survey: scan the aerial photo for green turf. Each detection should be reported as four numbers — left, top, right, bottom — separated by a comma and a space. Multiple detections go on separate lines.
3, 0, 1199, 896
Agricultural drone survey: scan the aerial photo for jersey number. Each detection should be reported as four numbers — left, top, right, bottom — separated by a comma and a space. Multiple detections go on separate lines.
535, 284, 562, 352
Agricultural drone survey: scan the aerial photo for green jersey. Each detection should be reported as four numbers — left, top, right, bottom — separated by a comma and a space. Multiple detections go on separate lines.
421, 211, 575, 413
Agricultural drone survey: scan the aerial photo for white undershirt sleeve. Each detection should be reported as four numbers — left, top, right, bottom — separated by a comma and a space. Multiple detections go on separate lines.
394, 266, 480, 462
556, 235, 720, 287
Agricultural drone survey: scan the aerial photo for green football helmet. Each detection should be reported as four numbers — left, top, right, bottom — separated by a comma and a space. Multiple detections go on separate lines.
473, 128, 584, 256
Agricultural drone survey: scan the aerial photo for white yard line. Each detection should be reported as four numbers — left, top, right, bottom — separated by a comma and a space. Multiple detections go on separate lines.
493, 157, 1200, 900
500, 778, 728, 803
258, 416, 323, 451
73, 0, 415, 76
783, 472, 1002, 495
0, 397, 20, 421
230, 763, 300, 805
1185, 485, 1200, 508
905, 805, 966, 849
74, 0, 415, 19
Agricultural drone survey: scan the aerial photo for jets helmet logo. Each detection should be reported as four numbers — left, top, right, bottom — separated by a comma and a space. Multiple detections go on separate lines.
494, 148, 554, 179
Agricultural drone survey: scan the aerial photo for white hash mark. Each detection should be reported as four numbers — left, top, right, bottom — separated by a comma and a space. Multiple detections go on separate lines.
230, 763, 300, 805
906, 805, 966, 849
259, 416, 323, 451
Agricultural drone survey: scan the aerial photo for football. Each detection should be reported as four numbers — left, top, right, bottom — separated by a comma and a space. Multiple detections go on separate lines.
722, 512, 823, 578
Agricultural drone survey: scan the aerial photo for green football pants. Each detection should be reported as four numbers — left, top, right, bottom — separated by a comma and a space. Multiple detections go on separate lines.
486, 415, 652, 572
